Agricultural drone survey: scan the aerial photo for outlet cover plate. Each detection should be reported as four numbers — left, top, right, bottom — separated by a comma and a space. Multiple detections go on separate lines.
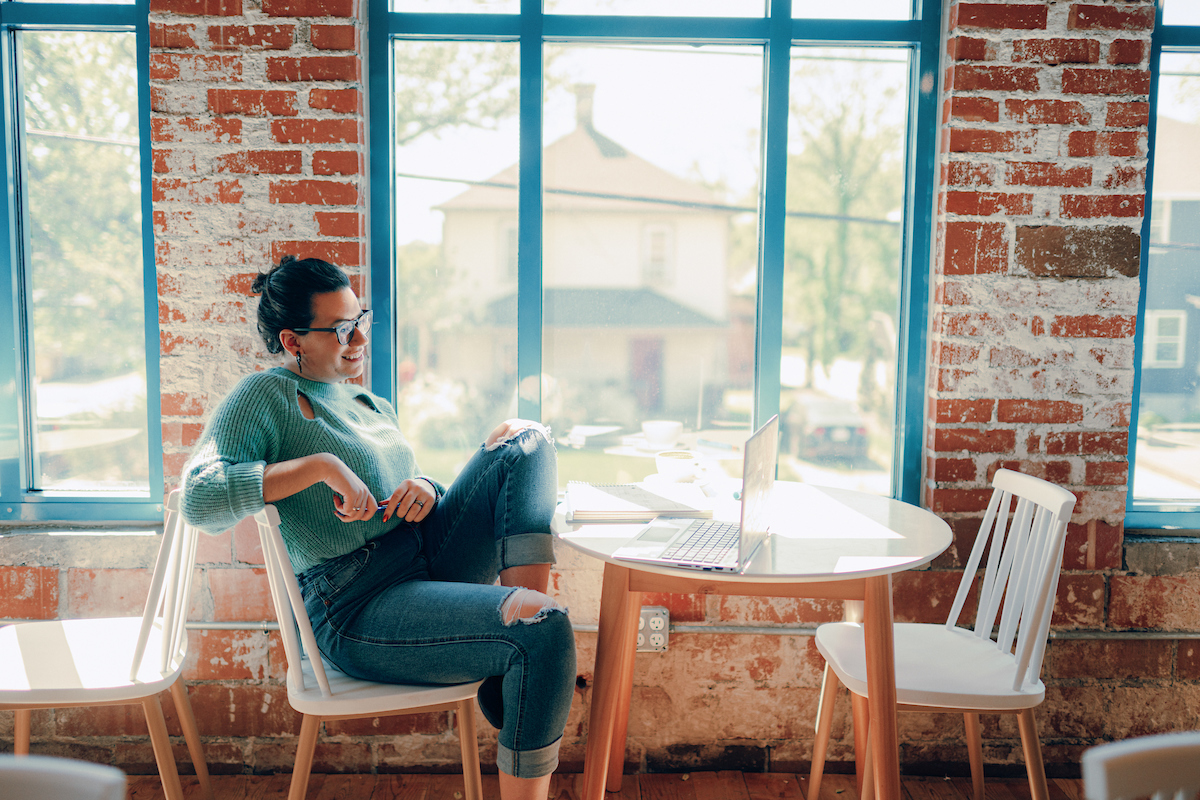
637, 606, 669, 652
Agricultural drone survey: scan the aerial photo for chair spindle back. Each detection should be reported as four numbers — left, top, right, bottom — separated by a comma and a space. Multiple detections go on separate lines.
130, 490, 201, 682
943, 469, 1076, 692
253, 504, 335, 697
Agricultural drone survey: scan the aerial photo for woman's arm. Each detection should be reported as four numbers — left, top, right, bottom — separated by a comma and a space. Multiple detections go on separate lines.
263, 452, 379, 521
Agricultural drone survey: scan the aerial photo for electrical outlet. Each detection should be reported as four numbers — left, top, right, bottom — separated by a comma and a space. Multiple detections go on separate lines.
637, 607, 669, 652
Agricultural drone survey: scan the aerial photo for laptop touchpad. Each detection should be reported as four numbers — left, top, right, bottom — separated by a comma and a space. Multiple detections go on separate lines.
637, 520, 682, 543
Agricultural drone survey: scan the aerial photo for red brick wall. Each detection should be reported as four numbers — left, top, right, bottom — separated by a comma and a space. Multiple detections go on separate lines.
148, 0, 372, 774
4, 0, 1200, 781
918, 0, 1200, 774
152, 0, 366, 489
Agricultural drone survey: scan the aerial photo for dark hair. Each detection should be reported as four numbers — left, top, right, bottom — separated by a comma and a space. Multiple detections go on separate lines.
252, 255, 351, 354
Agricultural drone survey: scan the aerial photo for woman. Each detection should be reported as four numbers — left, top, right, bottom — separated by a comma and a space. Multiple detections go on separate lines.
182, 255, 575, 800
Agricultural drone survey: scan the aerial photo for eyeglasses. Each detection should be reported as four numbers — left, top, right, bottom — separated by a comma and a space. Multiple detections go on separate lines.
292, 309, 372, 345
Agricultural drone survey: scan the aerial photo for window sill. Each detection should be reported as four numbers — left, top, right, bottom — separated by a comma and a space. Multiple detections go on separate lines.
1123, 531, 1200, 576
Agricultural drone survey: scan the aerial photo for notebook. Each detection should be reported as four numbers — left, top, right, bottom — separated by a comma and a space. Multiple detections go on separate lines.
565, 481, 711, 522
611, 415, 778, 573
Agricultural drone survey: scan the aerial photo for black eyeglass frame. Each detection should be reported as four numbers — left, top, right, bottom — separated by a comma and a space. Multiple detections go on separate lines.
291, 309, 372, 345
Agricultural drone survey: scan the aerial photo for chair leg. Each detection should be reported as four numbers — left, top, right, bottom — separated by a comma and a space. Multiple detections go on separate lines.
289, 714, 321, 800
14, 709, 31, 755
169, 680, 214, 800
964, 712, 984, 800
808, 663, 841, 800
851, 691, 870, 795
142, 694, 186, 800
457, 699, 483, 800
861, 721, 876, 800
1017, 708, 1050, 800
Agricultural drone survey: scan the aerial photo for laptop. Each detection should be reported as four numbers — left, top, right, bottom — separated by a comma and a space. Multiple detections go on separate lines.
611, 415, 778, 573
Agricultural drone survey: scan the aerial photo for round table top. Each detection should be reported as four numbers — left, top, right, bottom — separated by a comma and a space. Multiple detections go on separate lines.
554, 481, 953, 584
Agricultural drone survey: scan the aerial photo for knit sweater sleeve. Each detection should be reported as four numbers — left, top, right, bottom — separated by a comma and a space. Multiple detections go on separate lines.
180, 374, 288, 534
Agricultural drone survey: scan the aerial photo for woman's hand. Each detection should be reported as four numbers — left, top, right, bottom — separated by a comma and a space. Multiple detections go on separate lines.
264, 452, 377, 521
319, 455, 379, 522
485, 418, 541, 449
382, 478, 437, 523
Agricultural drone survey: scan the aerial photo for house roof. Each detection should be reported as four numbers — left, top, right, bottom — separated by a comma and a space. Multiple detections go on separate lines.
439, 123, 727, 214
485, 287, 725, 328
1153, 116, 1200, 199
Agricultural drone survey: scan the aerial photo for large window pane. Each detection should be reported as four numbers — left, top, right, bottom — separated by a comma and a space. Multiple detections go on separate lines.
545, 0, 763, 16
780, 47, 909, 495
794, 0, 911, 20
393, 40, 520, 483
1164, 1, 1200, 26
392, 0, 518, 13
540, 44, 761, 486
1132, 51, 1200, 504
21, 30, 148, 493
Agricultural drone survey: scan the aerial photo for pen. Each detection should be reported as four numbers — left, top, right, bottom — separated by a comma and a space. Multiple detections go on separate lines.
335, 506, 387, 518
697, 438, 740, 452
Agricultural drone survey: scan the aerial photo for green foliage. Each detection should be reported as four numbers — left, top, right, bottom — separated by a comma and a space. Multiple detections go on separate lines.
394, 41, 522, 147
782, 52, 906, 380
22, 30, 145, 383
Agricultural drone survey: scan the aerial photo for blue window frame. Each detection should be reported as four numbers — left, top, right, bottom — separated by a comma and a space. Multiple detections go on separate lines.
1127, 3, 1200, 529
368, 0, 940, 504
0, 0, 162, 522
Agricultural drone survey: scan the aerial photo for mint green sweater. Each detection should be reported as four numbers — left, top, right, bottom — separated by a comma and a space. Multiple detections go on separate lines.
180, 367, 443, 573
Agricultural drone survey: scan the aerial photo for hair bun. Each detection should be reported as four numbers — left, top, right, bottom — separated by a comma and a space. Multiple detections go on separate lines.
251, 272, 270, 295
251, 255, 299, 296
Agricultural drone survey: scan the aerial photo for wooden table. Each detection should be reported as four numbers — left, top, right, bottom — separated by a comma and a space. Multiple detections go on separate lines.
555, 481, 953, 800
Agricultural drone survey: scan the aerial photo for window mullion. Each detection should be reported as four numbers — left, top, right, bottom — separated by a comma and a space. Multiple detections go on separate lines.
753, 0, 791, 432
134, 0, 163, 505
516, 0, 544, 421
0, 25, 21, 509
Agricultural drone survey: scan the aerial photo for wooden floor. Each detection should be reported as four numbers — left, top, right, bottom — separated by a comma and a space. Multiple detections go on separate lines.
126, 772, 1085, 800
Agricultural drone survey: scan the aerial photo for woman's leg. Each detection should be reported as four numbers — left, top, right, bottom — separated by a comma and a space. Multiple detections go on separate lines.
420, 424, 559, 587
304, 549, 576, 783
413, 425, 572, 790
305, 427, 573, 788
499, 771, 553, 800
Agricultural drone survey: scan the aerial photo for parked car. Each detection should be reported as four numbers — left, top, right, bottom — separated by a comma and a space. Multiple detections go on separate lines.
786, 393, 869, 460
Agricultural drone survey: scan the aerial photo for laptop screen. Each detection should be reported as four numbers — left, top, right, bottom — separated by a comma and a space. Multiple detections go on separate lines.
737, 414, 779, 565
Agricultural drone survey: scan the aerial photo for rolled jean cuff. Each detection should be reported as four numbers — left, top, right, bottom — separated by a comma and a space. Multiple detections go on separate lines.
498, 532, 555, 571
496, 735, 561, 779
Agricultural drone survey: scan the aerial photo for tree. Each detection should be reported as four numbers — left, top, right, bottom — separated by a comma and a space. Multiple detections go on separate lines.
781, 51, 906, 402
395, 41, 523, 147
22, 30, 145, 383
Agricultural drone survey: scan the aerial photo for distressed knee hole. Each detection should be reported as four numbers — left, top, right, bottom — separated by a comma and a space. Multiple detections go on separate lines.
484, 422, 554, 453
499, 587, 565, 626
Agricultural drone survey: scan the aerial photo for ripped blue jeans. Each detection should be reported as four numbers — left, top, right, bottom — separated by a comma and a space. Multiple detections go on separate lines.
298, 426, 575, 779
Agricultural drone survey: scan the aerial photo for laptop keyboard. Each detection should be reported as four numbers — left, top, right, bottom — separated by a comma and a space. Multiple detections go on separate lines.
659, 520, 741, 564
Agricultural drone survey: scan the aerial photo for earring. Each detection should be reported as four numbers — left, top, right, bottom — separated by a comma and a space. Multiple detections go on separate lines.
295, 352, 303, 373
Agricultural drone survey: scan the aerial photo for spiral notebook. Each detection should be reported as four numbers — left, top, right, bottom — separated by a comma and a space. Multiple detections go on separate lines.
565, 481, 711, 522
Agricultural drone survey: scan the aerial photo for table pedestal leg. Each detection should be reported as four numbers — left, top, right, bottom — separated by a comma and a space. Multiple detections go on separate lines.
863, 574, 900, 800
582, 563, 642, 800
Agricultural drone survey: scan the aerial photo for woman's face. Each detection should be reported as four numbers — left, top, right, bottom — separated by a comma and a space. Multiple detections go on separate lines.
286, 287, 369, 383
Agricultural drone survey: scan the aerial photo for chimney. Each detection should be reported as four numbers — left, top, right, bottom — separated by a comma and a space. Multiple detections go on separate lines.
574, 83, 595, 131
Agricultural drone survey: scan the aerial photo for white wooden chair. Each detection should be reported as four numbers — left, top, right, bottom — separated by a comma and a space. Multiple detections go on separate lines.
808, 468, 1076, 800
252, 504, 484, 800
1083, 731, 1200, 800
0, 754, 126, 800
0, 489, 212, 800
